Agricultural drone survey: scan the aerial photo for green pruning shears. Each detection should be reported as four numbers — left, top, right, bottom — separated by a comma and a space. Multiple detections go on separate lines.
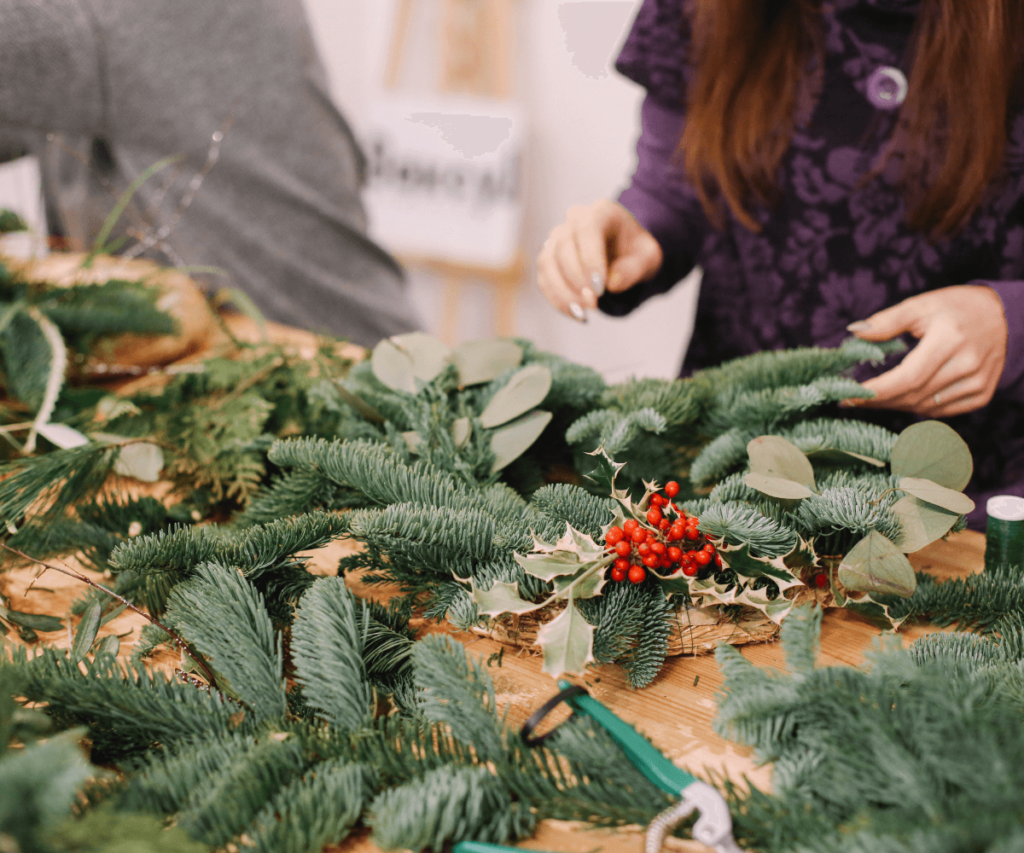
460, 681, 744, 853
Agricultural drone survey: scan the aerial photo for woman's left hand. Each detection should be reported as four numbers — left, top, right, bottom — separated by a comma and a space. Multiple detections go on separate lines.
846, 284, 1008, 417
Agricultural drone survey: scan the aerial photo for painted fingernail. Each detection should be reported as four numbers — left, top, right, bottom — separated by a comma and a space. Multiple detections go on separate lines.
847, 321, 871, 332
568, 302, 587, 323
590, 272, 606, 297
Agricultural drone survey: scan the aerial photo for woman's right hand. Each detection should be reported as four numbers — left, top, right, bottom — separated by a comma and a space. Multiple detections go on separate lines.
536, 199, 663, 321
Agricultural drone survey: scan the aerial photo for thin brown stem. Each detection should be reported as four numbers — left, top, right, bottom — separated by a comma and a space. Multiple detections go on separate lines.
0, 543, 221, 692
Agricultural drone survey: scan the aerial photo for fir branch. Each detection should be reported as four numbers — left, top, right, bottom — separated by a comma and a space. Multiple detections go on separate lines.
620, 584, 673, 689
698, 502, 799, 557
290, 577, 373, 732
368, 765, 536, 852
246, 758, 373, 853
164, 561, 286, 721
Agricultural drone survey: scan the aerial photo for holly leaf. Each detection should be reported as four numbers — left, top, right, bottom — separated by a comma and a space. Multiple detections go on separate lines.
389, 332, 451, 382
718, 541, 803, 588
891, 495, 960, 553
452, 339, 523, 386
584, 447, 628, 498
371, 339, 416, 393
897, 477, 975, 515
514, 550, 587, 581
536, 598, 595, 678
890, 420, 973, 490
479, 364, 552, 428
552, 564, 607, 600
733, 585, 795, 625
842, 594, 911, 631
470, 579, 542, 617
743, 472, 813, 500
747, 435, 816, 489
489, 410, 552, 473
838, 531, 916, 598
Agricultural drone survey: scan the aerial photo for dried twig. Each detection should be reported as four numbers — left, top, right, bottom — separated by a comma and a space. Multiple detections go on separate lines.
0, 543, 221, 692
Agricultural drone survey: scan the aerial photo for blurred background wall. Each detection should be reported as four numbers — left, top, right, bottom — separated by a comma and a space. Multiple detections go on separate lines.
0, 0, 700, 382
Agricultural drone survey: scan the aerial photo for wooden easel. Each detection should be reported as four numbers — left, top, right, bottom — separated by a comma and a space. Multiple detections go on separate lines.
383, 0, 524, 345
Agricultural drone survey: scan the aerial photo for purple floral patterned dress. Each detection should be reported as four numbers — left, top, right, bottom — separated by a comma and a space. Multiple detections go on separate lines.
600, 0, 1024, 528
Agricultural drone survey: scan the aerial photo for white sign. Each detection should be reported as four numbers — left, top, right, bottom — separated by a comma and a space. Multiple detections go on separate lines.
362, 95, 525, 269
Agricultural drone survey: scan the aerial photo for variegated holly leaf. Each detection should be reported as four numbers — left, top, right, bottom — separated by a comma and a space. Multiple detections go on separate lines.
733, 585, 795, 625
584, 447, 630, 503
689, 577, 741, 608
716, 541, 804, 590
841, 594, 911, 631
513, 549, 588, 581
536, 598, 595, 678
529, 524, 607, 562
470, 579, 543, 617
838, 530, 916, 598
552, 564, 607, 600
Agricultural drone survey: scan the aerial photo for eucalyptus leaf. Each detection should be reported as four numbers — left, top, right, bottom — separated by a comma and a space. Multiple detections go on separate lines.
93, 634, 121, 657
891, 494, 959, 553
897, 477, 975, 515
114, 442, 164, 483
807, 448, 885, 467
470, 579, 541, 617
489, 410, 552, 473
36, 422, 90, 449
451, 417, 471, 448
747, 435, 816, 489
4, 609, 64, 632
452, 339, 523, 386
536, 599, 595, 678
837, 530, 917, 598
371, 339, 416, 393
743, 472, 813, 500
390, 332, 451, 382
479, 364, 553, 428
71, 602, 102, 663
890, 420, 973, 490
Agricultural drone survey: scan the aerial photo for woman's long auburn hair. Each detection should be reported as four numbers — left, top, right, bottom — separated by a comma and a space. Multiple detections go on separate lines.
681, 0, 1024, 237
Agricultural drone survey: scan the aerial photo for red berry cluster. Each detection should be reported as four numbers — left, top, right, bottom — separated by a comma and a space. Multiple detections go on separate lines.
603, 481, 722, 584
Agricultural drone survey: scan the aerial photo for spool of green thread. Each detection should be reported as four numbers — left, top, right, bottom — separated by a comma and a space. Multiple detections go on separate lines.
984, 496, 1024, 572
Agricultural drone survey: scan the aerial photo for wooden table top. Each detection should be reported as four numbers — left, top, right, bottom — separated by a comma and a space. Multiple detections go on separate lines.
0, 306, 989, 853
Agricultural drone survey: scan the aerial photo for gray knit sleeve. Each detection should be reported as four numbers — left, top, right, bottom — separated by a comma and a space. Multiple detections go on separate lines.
0, 0, 105, 135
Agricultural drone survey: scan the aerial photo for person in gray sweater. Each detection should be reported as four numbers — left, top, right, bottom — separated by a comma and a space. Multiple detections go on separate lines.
0, 0, 420, 347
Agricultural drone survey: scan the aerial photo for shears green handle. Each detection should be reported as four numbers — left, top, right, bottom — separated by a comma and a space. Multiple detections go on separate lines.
555, 679, 697, 794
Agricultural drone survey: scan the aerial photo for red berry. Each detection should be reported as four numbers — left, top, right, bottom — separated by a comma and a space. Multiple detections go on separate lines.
714, 553, 723, 568
631, 528, 646, 544
702, 542, 715, 554
650, 493, 664, 507
647, 507, 663, 526
611, 566, 628, 582
651, 541, 667, 556
605, 526, 624, 545
659, 518, 671, 532
623, 518, 639, 535
659, 556, 673, 570
628, 565, 647, 583
643, 554, 659, 569
814, 573, 829, 589
614, 557, 630, 571
614, 540, 632, 558
668, 525, 684, 542
682, 562, 698, 577
667, 546, 683, 563
685, 526, 700, 541
665, 481, 680, 498
637, 542, 651, 557
694, 550, 712, 566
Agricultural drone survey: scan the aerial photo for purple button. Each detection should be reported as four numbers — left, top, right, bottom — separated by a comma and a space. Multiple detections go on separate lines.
866, 66, 908, 110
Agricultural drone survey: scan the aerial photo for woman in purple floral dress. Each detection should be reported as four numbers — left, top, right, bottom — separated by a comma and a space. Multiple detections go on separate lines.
538, 0, 1024, 527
